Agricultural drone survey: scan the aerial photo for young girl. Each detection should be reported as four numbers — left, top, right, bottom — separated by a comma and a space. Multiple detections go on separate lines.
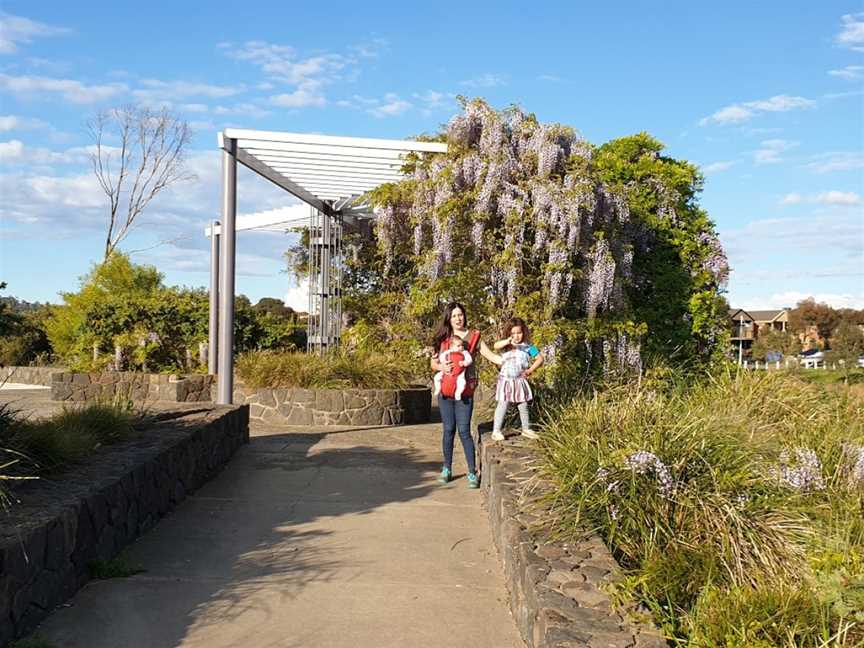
486, 318, 544, 441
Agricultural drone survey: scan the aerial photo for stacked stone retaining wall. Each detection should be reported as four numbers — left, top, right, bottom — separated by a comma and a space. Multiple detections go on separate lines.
51, 372, 214, 403
482, 440, 667, 648
231, 385, 431, 426
0, 366, 65, 387
0, 405, 249, 646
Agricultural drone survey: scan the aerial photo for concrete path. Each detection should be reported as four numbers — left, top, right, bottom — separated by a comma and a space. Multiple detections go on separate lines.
29, 414, 523, 647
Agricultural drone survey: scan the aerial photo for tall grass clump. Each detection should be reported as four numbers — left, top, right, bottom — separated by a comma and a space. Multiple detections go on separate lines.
0, 401, 137, 509
236, 349, 419, 389
539, 368, 864, 645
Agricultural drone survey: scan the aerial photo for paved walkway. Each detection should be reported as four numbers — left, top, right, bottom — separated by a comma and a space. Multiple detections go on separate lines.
24, 402, 522, 648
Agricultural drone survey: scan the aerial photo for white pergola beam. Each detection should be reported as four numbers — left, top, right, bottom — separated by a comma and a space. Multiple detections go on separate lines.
243, 142, 418, 161
272, 170, 401, 184
225, 128, 448, 153
254, 153, 403, 170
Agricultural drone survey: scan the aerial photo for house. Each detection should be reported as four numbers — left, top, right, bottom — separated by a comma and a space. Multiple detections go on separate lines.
729, 308, 791, 362
729, 308, 756, 362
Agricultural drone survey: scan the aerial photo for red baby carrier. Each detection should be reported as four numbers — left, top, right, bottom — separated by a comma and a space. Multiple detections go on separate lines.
439, 330, 480, 398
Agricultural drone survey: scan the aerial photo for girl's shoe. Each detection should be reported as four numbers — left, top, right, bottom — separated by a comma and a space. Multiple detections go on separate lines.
467, 472, 480, 489
490, 430, 505, 441
437, 467, 452, 484
520, 429, 539, 439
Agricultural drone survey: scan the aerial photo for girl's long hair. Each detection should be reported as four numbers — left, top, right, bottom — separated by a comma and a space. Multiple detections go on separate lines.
505, 317, 531, 343
432, 302, 468, 350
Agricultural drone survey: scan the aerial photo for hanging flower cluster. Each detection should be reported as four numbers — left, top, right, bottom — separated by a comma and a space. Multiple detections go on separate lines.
773, 447, 825, 492
363, 98, 730, 369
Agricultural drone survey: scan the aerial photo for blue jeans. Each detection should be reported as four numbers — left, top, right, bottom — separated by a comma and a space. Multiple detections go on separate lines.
438, 395, 476, 474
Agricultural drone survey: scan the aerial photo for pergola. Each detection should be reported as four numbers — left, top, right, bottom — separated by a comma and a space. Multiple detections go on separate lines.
209, 129, 448, 404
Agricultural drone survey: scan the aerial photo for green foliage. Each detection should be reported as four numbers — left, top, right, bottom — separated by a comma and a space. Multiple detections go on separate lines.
45, 253, 301, 372
9, 637, 55, 648
0, 401, 138, 509
539, 369, 864, 644
88, 554, 146, 579
336, 101, 728, 391
236, 348, 418, 389
751, 328, 802, 361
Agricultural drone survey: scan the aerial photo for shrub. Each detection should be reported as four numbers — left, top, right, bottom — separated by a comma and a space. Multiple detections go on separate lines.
236, 349, 419, 389
538, 369, 864, 644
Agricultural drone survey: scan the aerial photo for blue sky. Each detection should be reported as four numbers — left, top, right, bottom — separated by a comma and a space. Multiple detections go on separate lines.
0, 2, 862, 311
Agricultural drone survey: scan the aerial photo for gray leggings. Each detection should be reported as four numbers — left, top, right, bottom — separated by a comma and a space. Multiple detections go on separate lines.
493, 400, 531, 433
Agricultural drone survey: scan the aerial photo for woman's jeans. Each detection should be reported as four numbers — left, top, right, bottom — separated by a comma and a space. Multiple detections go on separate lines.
492, 400, 531, 433
438, 395, 476, 474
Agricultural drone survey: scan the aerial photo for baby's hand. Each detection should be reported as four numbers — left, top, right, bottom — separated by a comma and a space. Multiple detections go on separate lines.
459, 360, 467, 367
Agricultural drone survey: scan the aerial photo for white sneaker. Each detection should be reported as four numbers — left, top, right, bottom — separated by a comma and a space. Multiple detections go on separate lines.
520, 429, 539, 439
491, 430, 505, 442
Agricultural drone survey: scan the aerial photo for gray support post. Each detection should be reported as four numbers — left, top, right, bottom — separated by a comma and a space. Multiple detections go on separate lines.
217, 138, 237, 404
321, 211, 331, 348
208, 220, 220, 374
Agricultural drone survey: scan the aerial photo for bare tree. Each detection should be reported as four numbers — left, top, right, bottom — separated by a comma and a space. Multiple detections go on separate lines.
89, 104, 194, 259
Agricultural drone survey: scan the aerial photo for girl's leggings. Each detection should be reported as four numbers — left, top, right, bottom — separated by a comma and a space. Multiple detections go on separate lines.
493, 399, 531, 433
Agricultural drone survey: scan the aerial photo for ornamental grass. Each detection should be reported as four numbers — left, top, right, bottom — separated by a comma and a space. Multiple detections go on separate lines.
0, 400, 137, 509
235, 349, 419, 390
538, 368, 863, 646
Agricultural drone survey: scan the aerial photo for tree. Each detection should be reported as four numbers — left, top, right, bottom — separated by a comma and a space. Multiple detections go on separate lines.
825, 320, 864, 371
348, 99, 728, 377
788, 298, 841, 346
751, 328, 800, 362
89, 105, 194, 259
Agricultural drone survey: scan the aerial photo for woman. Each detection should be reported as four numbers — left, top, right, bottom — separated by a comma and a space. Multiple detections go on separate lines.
430, 302, 494, 488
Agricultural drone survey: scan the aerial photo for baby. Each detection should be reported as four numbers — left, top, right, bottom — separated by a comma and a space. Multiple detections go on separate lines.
433, 336, 474, 400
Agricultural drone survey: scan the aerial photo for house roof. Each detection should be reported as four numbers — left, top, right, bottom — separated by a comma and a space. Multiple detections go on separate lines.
748, 309, 788, 322
729, 308, 754, 320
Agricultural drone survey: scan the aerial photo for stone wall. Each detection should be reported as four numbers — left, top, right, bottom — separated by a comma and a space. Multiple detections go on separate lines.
0, 366, 65, 387
482, 440, 667, 648
0, 405, 249, 646
231, 385, 431, 426
51, 372, 214, 403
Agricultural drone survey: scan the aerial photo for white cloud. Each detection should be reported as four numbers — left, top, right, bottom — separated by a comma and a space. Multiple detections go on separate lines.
213, 103, 272, 119
0, 73, 127, 103
828, 64, 864, 80
369, 93, 412, 117
702, 160, 736, 174
270, 82, 326, 108
460, 73, 507, 88
133, 79, 245, 103
722, 213, 863, 261
836, 13, 864, 51
0, 13, 69, 54
538, 74, 565, 83
0, 139, 24, 160
806, 152, 864, 174
738, 292, 864, 310
699, 94, 815, 125
753, 139, 798, 164
0, 114, 46, 131
283, 278, 309, 312
780, 191, 861, 206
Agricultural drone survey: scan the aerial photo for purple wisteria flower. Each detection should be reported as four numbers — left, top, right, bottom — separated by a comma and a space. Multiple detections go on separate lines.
774, 447, 825, 492
585, 239, 616, 318
623, 450, 675, 497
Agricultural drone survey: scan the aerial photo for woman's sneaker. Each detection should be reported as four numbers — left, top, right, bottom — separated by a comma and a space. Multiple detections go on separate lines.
437, 467, 452, 484
490, 430, 505, 442
520, 429, 539, 439
467, 472, 480, 489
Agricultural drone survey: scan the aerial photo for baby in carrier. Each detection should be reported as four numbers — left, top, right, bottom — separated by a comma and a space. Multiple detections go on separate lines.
432, 336, 473, 400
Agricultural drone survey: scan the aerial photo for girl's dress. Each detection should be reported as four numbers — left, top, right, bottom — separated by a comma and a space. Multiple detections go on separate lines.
495, 344, 538, 403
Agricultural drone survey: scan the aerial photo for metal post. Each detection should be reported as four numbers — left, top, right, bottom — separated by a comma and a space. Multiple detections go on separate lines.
217, 138, 237, 404
321, 211, 331, 348
208, 220, 220, 374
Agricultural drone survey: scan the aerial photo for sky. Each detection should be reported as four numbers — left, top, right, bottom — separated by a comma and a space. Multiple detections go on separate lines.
0, 2, 862, 312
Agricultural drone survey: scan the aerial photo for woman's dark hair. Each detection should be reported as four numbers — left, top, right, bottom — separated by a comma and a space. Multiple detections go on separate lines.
432, 302, 468, 350
505, 317, 531, 343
